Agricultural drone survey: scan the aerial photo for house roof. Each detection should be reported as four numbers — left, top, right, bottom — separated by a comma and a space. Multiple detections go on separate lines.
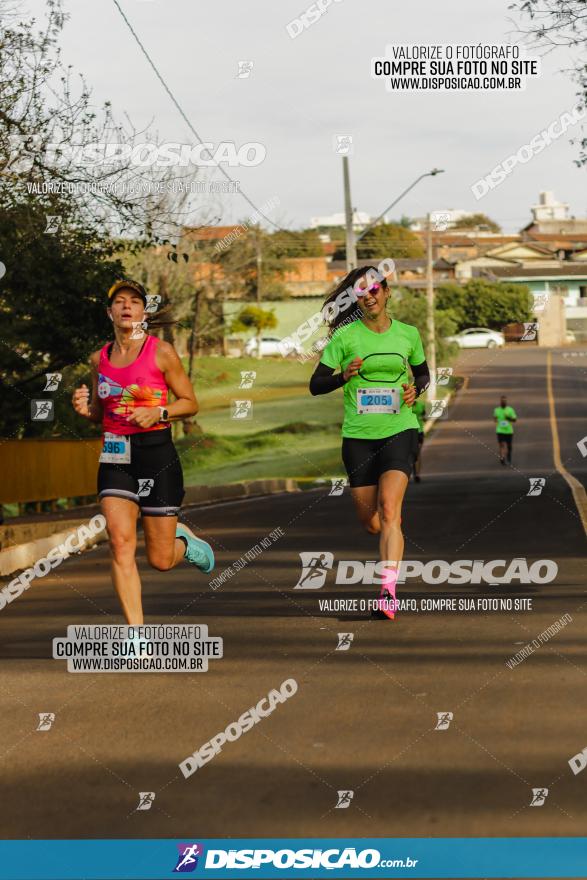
473, 265, 587, 279
328, 258, 452, 272
184, 225, 245, 241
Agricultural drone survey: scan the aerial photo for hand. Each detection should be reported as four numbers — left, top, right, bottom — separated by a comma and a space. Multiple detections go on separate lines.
343, 357, 363, 382
126, 407, 161, 428
402, 383, 417, 407
72, 384, 91, 418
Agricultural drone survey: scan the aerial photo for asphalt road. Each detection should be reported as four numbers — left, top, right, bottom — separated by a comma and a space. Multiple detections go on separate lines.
1, 345, 586, 848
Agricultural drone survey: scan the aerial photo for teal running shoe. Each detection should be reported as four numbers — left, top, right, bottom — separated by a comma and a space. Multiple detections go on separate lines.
176, 524, 215, 574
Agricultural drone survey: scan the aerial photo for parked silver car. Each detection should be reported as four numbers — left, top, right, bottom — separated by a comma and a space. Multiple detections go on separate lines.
244, 336, 303, 357
446, 327, 505, 349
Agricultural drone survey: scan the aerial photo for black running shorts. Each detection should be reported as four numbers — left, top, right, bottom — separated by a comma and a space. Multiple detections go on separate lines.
97, 427, 185, 516
497, 433, 513, 450
341, 428, 419, 487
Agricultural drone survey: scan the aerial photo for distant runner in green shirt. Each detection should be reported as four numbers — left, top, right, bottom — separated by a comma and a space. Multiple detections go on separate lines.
412, 397, 426, 482
309, 264, 430, 621
494, 395, 517, 465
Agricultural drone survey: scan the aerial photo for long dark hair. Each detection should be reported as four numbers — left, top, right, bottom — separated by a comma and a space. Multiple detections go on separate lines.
321, 265, 388, 335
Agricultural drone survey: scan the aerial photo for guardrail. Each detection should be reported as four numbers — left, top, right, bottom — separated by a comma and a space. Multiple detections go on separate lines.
0, 438, 102, 507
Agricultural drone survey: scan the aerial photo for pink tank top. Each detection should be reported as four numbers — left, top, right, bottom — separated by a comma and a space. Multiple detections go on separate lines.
98, 335, 169, 435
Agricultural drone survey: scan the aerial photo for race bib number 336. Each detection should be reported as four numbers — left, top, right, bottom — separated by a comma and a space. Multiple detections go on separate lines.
99, 433, 131, 463
356, 387, 400, 415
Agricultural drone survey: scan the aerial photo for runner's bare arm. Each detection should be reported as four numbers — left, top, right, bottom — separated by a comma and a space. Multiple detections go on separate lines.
71, 352, 103, 423
87, 352, 105, 423
156, 341, 199, 419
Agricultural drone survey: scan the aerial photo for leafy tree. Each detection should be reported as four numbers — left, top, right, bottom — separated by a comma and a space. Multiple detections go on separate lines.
310, 225, 346, 244
453, 214, 501, 232
230, 305, 277, 334
435, 280, 533, 331
510, 0, 587, 165
212, 225, 292, 301
389, 290, 458, 365
269, 229, 323, 257
334, 223, 424, 260
0, 1, 207, 437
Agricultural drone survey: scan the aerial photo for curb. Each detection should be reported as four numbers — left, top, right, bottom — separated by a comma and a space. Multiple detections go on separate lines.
0, 478, 301, 578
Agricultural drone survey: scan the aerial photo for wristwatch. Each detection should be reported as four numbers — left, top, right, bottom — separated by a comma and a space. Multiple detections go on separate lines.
158, 406, 169, 422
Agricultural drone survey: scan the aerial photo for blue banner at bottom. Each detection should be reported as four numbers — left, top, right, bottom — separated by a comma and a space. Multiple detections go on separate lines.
0, 838, 586, 879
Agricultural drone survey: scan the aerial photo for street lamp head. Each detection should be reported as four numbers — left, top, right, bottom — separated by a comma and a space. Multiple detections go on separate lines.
429, 168, 445, 176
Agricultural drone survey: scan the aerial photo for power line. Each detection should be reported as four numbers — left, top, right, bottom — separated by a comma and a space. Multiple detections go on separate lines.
111, 0, 289, 233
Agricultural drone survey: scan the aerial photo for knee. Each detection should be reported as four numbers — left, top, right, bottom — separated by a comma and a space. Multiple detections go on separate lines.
108, 533, 136, 564
378, 502, 401, 528
146, 549, 174, 571
358, 513, 380, 535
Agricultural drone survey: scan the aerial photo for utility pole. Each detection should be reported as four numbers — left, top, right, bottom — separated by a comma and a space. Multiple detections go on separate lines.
342, 156, 357, 271
426, 213, 437, 399
255, 230, 263, 359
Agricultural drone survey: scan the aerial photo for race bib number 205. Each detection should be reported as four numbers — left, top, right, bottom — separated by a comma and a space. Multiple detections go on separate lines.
99, 433, 131, 464
356, 387, 400, 415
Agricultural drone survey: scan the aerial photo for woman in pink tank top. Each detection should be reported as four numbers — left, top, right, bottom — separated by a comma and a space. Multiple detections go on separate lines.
71, 280, 215, 627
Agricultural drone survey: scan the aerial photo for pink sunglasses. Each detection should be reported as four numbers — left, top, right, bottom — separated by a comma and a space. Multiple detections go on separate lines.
357, 282, 382, 296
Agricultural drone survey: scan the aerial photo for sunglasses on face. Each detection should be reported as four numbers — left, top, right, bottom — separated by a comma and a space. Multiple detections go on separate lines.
357, 282, 383, 297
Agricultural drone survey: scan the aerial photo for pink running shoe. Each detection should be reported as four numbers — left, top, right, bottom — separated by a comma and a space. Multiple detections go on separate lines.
375, 569, 397, 620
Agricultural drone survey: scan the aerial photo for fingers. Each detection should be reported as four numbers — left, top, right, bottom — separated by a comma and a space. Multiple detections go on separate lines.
345, 357, 363, 379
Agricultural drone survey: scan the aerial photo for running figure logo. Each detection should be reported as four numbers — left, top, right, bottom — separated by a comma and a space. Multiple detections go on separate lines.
435, 367, 452, 386
136, 792, 155, 811
431, 212, 451, 231
333, 135, 353, 155
427, 399, 448, 420
336, 633, 354, 651
145, 294, 162, 314
533, 293, 548, 312
137, 479, 154, 498
239, 371, 256, 389
527, 478, 546, 497
435, 712, 453, 731
31, 400, 54, 421
237, 60, 254, 78
36, 713, 55, 731
335, 790, 354, 809
173, 843, 204, 872
577, 436, 587, 458
43, 373, 62, 391
329, 478, 347, 496
131, 320, 147, 339
294, 552, 334, 589
530, 788, 549, 806
231, 399, 253, 420
44, 215, 62, 234
521, 322, 538, 342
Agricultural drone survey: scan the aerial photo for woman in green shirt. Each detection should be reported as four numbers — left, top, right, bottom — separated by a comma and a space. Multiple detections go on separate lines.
309, 266, 430, 620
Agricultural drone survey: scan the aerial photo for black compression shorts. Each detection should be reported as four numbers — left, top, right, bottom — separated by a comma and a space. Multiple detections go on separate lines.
497, 433, 513, 449
341, 428, 419, 487
97, 427, 185, 516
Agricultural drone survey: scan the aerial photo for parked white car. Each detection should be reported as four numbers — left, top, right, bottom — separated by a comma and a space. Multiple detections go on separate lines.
446, 327, 505, 349
244, 336, 303, 357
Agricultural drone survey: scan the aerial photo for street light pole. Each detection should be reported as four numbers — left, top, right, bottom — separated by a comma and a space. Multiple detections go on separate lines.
342, 156, 357, 271
255, 229, 263, 359
426, 213, 436, 399
355, 168, 445, 246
